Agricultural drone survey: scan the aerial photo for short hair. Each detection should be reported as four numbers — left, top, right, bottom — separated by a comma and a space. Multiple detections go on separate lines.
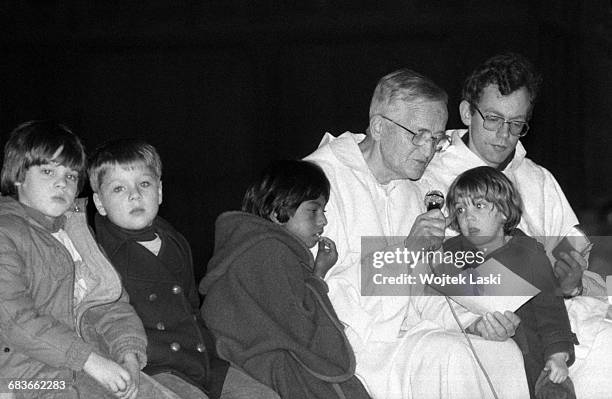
242, 160, 330, 223
1, 120, 87, 196
447, 166, 522, 234
462, 52, 543, 117
88, 139, 162, 193
369, 68, 448, 117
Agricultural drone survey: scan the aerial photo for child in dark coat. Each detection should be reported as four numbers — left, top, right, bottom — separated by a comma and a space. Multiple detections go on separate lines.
200, 160, 371, 399
89, 139, 278, 399
444, 166, 577, 399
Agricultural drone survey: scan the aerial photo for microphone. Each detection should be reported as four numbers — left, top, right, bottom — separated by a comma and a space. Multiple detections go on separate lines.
424, 190, 445, 211
422, 190, 445, 252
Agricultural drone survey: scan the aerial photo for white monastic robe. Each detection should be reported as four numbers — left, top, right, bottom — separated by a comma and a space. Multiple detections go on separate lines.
305, 132, 529, 399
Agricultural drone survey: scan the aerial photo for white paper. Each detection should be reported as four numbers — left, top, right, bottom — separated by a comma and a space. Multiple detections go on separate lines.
437, 258, 540, 316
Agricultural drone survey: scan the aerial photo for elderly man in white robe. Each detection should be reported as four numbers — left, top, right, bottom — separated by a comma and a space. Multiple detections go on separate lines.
305, 69, 530, 399
420, 52, 612, 398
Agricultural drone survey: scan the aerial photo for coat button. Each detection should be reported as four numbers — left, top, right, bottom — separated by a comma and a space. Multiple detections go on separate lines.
156, 322, 165, 331
148, 293, 158, 301
196, 343, 206, 353
171, 285, 182, 294
170, 342, 181, 352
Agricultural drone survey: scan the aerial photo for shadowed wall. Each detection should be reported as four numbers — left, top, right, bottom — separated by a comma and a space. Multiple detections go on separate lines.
1, 1, 610, 281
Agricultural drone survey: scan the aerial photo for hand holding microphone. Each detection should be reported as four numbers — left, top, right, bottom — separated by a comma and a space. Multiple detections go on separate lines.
404, 190, 447, 252
425, 190, 445, 211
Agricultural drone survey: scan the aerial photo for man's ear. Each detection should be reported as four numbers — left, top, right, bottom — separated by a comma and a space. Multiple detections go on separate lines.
158, 180, 163, 205
369, 115, 384, 141
459, 100, 473, 127
92, 193, 107, 216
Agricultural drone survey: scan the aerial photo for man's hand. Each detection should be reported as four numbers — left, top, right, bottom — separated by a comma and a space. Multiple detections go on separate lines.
404, 209, 447, 252
469, 311, 520, 341
119, 353, 140, 399
553, 250, 585, 296
314, 237, 338, 278
83, 352, 132, 397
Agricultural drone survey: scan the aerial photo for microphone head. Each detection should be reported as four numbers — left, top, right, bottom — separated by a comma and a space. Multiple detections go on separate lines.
424, 190, 445, 211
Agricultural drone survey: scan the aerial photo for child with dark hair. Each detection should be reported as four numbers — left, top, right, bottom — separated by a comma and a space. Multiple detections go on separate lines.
89, 138, 280, 399
0, 121, 182, 399
200, 160, 371, 399
444, 166, 577, 399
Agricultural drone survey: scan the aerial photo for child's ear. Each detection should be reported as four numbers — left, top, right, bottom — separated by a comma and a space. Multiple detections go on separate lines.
92, 193, 108, 216
158, 180, 163, 205
269, 211, 283, 225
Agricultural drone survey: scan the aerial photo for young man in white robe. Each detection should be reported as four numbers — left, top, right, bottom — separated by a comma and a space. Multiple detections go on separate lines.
420, 52, 612, 398
305, 68, 530, 399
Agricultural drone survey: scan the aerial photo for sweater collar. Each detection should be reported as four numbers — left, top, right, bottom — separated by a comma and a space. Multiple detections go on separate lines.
95, 213, 158, 242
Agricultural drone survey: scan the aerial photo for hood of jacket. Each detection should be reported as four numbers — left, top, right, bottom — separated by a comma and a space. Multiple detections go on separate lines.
200, 211, 314, 294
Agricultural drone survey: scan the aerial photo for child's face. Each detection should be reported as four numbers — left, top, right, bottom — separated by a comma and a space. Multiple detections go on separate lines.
17, 162, 79, 220
454, 197, 506, 251
277, 195, 328, 248
93, 162, 162, 231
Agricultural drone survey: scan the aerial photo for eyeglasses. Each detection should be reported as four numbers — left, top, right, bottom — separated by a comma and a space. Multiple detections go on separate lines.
379, 115, 448, 152
471, 104, 529, 137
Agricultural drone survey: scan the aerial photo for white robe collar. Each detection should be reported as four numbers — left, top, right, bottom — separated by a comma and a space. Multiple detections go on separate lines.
444, 129, 528, 172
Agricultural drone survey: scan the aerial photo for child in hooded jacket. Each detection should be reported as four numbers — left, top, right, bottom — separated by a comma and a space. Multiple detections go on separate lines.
200, 160, 371, 399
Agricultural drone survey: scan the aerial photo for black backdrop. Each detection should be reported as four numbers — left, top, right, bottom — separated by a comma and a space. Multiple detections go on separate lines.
2, 1, 611, 281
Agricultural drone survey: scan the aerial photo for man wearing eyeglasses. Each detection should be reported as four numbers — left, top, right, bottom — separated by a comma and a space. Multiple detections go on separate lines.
421, 52, 612, 398
305, 68, 529, 398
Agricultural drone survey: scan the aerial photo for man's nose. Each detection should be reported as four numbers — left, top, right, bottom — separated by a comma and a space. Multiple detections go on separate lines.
496, 122, 511, 139
417, 135, 436, 157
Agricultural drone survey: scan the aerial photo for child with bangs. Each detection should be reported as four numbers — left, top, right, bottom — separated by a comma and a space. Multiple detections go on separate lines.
443, 166, 577, 398
200, 160, 371, 399
0, 121, 182, 399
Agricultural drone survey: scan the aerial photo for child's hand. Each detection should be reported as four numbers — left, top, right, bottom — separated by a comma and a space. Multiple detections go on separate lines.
545, 352, 569, 383
467, 311, 520, 341
118, 353, 140, 399
83, 352, 133, 397
314, 237, 338, 278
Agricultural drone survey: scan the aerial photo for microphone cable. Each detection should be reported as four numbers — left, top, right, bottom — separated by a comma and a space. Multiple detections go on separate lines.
424, 250, 500, 399
423, 189, 499, 398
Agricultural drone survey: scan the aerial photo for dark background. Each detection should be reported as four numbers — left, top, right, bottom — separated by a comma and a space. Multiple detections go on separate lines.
1, 1, 611, 281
